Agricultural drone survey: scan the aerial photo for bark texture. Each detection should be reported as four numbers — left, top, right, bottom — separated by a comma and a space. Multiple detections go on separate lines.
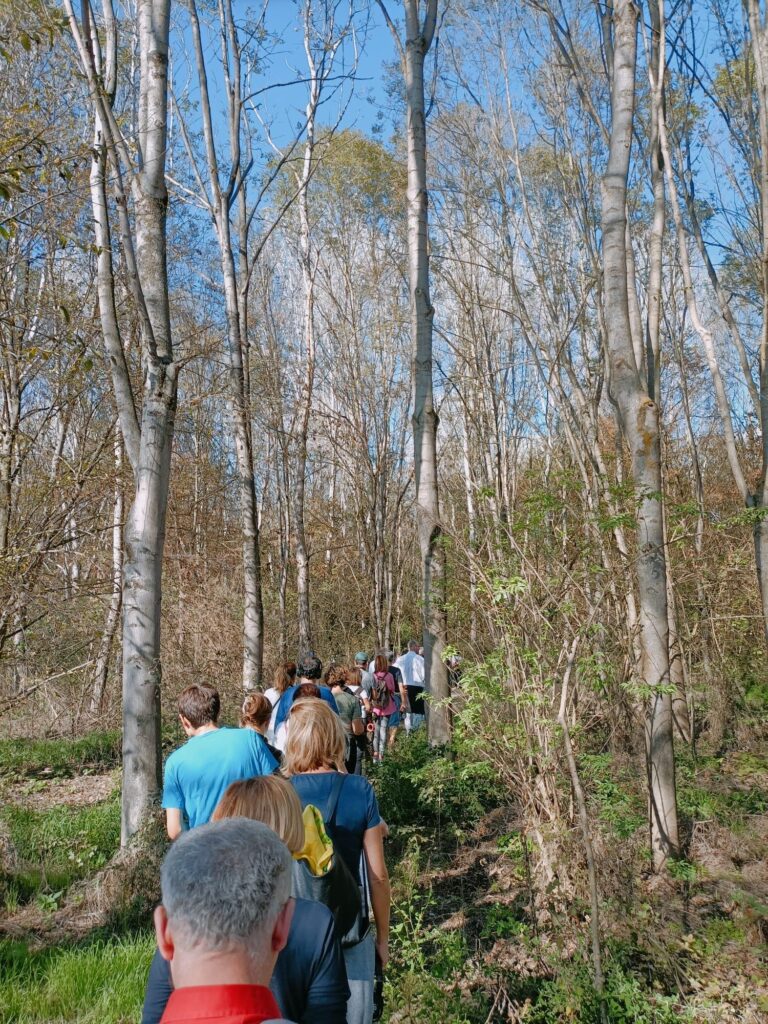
380, 0, 450, 744
65, 0, 178, 842
601, 0, 678, 869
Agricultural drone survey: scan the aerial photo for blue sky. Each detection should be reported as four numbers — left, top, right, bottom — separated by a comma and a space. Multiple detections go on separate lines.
254, 1, 398, 141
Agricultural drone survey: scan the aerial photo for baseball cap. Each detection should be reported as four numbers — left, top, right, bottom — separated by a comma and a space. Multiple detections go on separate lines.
354, 651, 368, 664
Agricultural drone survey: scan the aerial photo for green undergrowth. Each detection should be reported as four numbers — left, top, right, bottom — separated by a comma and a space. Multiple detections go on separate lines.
677, 750, 768, 830
373, 730, 500, 848
0, 932, 154, 1024
0, 732, 121, 779
1, 796, 120, 909
376, 732, 768, 1023
579, 747, 768, 841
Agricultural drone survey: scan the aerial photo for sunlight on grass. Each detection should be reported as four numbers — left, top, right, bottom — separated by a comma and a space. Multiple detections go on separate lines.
0, 933, 154, 1024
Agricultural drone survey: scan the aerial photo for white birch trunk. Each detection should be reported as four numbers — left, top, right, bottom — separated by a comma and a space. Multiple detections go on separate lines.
601, 0, 678, 869
380, 0, 450, 743
65, 0, 178, 842
91, 434, 124, 717
186, 0, 264, 689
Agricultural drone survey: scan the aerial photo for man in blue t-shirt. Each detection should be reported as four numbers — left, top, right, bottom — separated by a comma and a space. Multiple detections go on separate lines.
162, 684, 277, 838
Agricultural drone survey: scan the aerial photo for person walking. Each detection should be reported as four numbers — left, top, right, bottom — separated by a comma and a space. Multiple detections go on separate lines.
283, 700, 390, 1024
346, 665, 372, 773
327, 664, 364, 774
161, 685, 277, 839
368, 654, 396, 765
142, 775, 350, 1024
355, 651, 374, 695
264, 662, 297, 742
241, 692, 282, 763
396, 641, 426, 733
272, 653, 339, 751
385, 652, 409, 751
151, 818, 295, 1024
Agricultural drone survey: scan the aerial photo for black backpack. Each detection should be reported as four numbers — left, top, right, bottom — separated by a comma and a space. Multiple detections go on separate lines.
292, 773, 370, 947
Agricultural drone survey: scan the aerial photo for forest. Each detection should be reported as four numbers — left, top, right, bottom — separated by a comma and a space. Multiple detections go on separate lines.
0, 0, 767, 1021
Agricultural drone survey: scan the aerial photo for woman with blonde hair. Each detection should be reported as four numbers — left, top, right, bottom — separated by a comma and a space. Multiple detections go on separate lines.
141, 773, 349, 1024
284, 699, 390, 1024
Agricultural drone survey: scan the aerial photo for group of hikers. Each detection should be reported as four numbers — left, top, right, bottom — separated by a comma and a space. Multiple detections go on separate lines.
145, 644, 428, 1024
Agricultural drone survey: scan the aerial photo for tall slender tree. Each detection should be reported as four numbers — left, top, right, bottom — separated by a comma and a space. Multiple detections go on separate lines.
600, 0, 679, 869
63, 0, 177, 842
378, 0, 451, 744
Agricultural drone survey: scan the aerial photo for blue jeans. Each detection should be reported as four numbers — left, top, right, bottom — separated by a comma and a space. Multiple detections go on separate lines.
343, 929, 375, 1024
373, 715, 389, 758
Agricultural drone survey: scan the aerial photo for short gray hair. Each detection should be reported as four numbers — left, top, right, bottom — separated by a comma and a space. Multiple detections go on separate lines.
160, 818, 292, 952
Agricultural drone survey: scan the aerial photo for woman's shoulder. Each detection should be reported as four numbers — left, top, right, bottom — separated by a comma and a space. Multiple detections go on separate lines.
341, 771, 375, 799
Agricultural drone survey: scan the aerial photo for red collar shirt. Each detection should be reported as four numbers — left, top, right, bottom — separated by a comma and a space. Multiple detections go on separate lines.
159, 984, 293, 1024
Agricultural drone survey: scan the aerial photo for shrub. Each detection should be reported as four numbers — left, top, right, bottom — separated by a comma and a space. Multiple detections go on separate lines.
373, 731, 500, 840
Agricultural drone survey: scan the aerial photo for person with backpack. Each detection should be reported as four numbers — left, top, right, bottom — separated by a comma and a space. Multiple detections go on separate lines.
346, 665, 372, 774
368, 653, 396, 765
142, 776, 350, 1024
284, 700, 390, 1024
385, 652, 408, 752
326, 664, 365, 774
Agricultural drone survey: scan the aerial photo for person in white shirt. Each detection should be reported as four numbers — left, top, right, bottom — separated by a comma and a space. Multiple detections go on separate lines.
395, 641, 425, 733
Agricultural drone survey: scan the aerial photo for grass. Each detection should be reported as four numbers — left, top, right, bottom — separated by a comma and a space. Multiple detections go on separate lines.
0, 728, 765, 1023
1, 796, 120, 906
0, 732, 121, 779
0, 934, 154, 1024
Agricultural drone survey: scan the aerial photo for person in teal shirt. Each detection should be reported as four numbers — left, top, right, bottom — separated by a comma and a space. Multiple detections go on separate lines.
162, 684, 277, 838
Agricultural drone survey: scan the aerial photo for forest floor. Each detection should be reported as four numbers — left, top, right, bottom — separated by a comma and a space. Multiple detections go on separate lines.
0, 730, 766, 1023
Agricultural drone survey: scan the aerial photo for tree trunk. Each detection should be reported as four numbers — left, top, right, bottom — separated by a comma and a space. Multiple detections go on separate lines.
747, 1, 768, 649
185, 0, 264, 690
90, 434, 123, 717
380, 0, 450, 744
601, 0, 678, 870
65, 0, 178, 842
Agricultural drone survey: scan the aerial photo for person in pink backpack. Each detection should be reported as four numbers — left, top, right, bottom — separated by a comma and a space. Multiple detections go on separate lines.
368, 654, 396, 764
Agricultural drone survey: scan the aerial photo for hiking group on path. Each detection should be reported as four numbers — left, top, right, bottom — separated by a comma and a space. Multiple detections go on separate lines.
144, 643, 428, 1024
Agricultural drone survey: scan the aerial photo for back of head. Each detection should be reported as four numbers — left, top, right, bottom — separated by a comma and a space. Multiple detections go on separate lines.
283, 698, 346, 775
354, 651, 368, 667
326, 664, 347, 689
177, 684, 220, 728
160, 818, 292, 957
297, 652, 322, 680
213, 776, 305, 855
374, 653, 388, 675
274, 661, 297, 695
408, 639, 419, 653
240, 692, 272, 730
294, 682, 321, 701
346, 666, 362, 689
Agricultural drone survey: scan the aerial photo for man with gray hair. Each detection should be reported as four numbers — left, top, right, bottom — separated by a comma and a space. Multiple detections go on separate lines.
154, 818, 296, 1024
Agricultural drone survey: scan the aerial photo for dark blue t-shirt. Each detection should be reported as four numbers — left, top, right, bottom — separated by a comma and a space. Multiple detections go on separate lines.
290, 771, 381, 876
161, 727, 277, 829
141, 898, 349, 1024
